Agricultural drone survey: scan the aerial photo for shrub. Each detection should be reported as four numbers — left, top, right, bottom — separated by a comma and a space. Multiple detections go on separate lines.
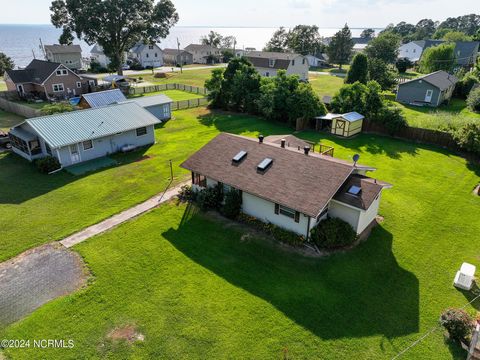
310, 217, 357, 249
221, 189, 242, 219
467, 87, 480, 112
375, 104, 408, 135
455, 73, 479, 99
154, 72, 167, 78
41, 103, 74, 115
196, 184, 223, 210
439, 308, 473, 342
88, 60, 108, 73
395, 58, 412, 73
34, 156, 61, 174
450, 122, 480, 154
178, 185, 195, 202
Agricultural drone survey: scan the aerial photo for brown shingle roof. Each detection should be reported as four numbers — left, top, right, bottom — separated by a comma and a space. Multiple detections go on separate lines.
245, 51, 304, 70
6, 59, 62, 84
180, 133, 356, 217
333, 175, 391, 210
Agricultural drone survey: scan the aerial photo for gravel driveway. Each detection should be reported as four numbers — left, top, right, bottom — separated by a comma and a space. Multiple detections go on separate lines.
0, 244, 87, 327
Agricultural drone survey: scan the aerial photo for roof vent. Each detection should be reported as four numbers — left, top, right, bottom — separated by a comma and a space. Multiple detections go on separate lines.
280, 139, 286, 148
304, 146, 311, 155
347, 185, 362, 196
257, 158, 273, 172
258, 135, 264, 143
232, 150, 247, 164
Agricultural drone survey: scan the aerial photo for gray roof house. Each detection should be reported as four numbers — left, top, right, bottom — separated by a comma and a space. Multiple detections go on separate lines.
129, 43, 164, 68
181, 133, 391, 237
79, 89, 127, 108
121, 94, 173, 121
162, 48, 193, 65
8, 103, 161, 167
44, 44, 83, 70
396, 70, 458, 107
184, 44, 222, 64
245, 51, 309, 81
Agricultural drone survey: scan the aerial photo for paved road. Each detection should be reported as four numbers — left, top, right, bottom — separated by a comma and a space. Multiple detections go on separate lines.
0, 244, 87, 327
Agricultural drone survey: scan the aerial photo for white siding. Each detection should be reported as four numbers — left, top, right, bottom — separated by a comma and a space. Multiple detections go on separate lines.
328, 200, 361, 233
357, 193, 381, 234
286, 56, 309, 81
398, 42, 423, 62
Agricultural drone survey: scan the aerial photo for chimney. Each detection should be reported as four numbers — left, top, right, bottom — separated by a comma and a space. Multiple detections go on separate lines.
258, 135, 264, 144
280, 139, 286, 148
304, 146, 311, 155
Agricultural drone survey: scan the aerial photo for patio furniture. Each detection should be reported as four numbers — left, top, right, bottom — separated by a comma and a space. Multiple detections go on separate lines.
453, 262, 476, 290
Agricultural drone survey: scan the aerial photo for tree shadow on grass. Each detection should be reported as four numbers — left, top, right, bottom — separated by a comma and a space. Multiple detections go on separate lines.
0, 146, 151, 204
163, 207, 419, 340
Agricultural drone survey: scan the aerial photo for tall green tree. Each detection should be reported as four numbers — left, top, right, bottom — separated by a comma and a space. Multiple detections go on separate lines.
205, 68, 225, 108
368, 58, 398, 90
442, 31, 472, 41
286, 25, 323, 56
365, 32, 400, 64
438, 14, 480, 36
201, 31, 223, 47
50, 0, 178, 75
327, 24, 353, 69
264, 27, 288, 52
0, 53, 14, 76
345, 53, 369, 84
360, 29, 375, 38
419, 43, 456, 73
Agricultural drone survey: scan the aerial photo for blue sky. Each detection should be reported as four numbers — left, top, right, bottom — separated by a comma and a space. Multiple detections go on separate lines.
0, 0, 478, 27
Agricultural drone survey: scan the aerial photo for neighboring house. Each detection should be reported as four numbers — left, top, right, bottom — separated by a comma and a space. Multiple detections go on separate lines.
181, 133, 391, 237
305, 54, 328, 67
8, 102, 160, 167
221, 48, 247, 58
317, 112, 365, 137
129, 43, 164, 68
44, 44, 83, 70
121, 94, 173, 121
162, 48, 193, 66
352, 37, 372, 53
90, 44, 110, 68
4, 59, 97, 99
396, 70, 458, 107
184, 44, 222, 64
398, 40, 479, 67
79, 89, 127, 109
245, 51, 309, 81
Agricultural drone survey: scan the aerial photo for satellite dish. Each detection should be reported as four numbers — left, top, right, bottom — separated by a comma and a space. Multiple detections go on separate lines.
353, 154, 360, 165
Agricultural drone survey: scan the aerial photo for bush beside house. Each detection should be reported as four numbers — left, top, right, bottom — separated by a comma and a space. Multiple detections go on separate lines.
34, 156, 61, 174
439, 308, 474, 342
310, 217, 357, 249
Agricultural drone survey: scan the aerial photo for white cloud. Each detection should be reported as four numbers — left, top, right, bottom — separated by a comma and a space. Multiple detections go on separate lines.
288, 0, 312, 9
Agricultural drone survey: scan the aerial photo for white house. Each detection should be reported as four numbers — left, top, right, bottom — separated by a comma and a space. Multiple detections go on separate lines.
129, 43, 164, 68
181, 133, 391, 238
398, 40, 444, 62
44, 44, 83, 70
90, 44, 110, 68
245, 51, 309, 81
184, 44, 222, 64
305, 54, 328, 67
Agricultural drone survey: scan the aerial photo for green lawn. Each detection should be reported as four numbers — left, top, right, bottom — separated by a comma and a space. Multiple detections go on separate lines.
129, 89, 205, 101
131, 68, 219, 87
0, 110, 25, 131
1, 126, 479, 359
309, 73, 344, 98
397, 98, 480, 130
0, 108, 292, 262
310, 64, 350, 75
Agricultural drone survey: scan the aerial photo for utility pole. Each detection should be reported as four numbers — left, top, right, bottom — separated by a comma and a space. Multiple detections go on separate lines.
31, 49, 36, 59
39, 38, 46, 59
177, 38, 183, 74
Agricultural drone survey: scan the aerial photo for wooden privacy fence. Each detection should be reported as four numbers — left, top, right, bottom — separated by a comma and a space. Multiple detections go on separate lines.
0, 95, 41, 118
129, 83, 209, 96
171, 98, 209, 110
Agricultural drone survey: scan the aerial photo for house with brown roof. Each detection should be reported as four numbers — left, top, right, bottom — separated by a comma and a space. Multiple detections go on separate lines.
162, 48, 193, 66
245, 51, 309, 81
4, 59, 97, 99
44, 44, 83, 70
181, 133, 391, 238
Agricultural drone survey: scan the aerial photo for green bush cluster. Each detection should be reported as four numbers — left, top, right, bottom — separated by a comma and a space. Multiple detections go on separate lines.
466, 87, 480, 113
449, 122, 480, 155
439, 308, 473, 342
238, 213, 305, 247
177, 185, 195, 202
196, 184, 223, 211
41, 103, 75, 115
454, 73, 479, 99
221, 189, 242, 219
310, 217, 357, 250
34, 156, 61, 174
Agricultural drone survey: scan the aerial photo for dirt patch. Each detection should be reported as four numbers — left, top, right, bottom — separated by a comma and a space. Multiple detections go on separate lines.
107, 325, 145, 344
133, 155, 153, 163
0, 243, 89, 327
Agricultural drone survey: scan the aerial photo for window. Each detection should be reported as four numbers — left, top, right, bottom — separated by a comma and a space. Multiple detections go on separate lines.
76, 81, 82, 88
413, 49, 416, 53
163, 105, 170, 118
9, 134, 29, 154
192, 172, 207, 187
82, 140, 93, 150
154, 53, 158, 58
149, 45, 154, 50
292, 60, 295, 66
52, 83, 64, 92
29, 140, 42, 155
265, 72, 270, 77
146, 53, 149, 58
275, 204, 300, 223
347, 185, 362, 196
136, 127, 147, 136
269, 59, 275, 67
56, 69, 68, 76
302, 58, 305, 65
88, 80, 96, 86
45, 143, 52, 156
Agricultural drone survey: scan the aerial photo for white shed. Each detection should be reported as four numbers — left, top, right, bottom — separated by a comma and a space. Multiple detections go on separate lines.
318, 112, 364, 138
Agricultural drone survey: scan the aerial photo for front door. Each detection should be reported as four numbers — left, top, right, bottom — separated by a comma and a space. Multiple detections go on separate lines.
17, 84, 24, 94
335, 119, 346, 136
425, 89, 433, 103
70, 144, 80, 164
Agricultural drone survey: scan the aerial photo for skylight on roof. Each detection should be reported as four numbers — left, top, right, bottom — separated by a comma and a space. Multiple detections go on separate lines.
232, 150, 247, 163
347, 185, 362, 196
257, 158, 273, 172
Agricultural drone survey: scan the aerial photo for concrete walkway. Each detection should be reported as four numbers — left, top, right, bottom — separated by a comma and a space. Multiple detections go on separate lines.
60, 182, 187, 248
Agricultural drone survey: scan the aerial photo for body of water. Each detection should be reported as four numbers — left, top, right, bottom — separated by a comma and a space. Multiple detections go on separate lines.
0, 24, 377, 68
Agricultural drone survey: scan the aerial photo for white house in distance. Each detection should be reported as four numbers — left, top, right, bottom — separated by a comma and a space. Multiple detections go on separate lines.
184, 44, 222, 64
181, 133, 391, 237
129, 43, 164, 68
44, 44, 83, 70
245, 51, 309, 81
398, 40, 444, 62
90, 44, 110, 68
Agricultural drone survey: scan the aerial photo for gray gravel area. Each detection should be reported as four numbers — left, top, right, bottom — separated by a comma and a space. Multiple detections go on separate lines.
0, 243, 87, 327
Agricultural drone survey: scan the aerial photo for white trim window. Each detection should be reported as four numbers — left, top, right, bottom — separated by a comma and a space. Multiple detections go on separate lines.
56, 69, 68, 76
88, 80, 96, 86
163, 105, 170, 118
279, 205, 296, 219
269, 59, 275, 68
136, 127, 147, 136
82, 140, 93, 151
76, 81, 82, 88
52, 83, 65, 92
